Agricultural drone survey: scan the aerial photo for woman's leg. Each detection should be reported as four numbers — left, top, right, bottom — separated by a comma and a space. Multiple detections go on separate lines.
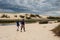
21, 26, 23, 32
17, 26, 19, 31
23, 25, 25, 32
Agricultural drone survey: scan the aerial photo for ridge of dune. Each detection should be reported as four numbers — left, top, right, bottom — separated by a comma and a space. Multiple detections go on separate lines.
0, 13, 48, 20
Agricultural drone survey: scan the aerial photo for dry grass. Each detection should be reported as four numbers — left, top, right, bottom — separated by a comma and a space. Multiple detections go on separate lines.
51, 24, 60, 36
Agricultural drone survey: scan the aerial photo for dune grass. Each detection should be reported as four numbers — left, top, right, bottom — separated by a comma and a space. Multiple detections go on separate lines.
51, 24, 60, 36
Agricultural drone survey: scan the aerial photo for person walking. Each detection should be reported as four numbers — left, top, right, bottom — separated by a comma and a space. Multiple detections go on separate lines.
20, 19, 25, 32
16, 21, 20, 31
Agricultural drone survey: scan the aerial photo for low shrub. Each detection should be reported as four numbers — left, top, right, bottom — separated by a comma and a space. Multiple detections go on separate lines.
19, 15, 24, 18
39, 20, 48, 24
26, 17, 31, 19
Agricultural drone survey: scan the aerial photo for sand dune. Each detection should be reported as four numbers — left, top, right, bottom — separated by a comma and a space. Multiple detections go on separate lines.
0, 13, 48, 19
0, 23, 60, 40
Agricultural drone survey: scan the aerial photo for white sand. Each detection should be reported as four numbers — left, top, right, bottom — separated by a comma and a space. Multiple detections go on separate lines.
0, 23, 60, 40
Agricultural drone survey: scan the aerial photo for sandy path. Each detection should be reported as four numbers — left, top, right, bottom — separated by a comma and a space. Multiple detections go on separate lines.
0, 23, 60, 40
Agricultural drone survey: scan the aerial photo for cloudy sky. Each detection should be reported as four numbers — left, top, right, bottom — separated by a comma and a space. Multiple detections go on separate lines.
0, 0, 60, 16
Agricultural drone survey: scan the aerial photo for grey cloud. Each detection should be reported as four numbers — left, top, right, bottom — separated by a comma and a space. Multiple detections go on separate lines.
0, 0, 60, 16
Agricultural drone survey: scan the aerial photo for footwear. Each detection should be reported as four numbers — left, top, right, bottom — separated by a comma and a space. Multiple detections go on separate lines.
17, 29, 19, 31
20, 30, 22, 32
24, 30, 26, 32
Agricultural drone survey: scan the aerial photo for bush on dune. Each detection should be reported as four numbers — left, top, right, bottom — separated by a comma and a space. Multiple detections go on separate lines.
1, 14, 10, 18
26, 17, 31, 19
39, 20, 48, 24
51, 24, 60, 36
30, 14, 36, 17
19, 15, 25, 18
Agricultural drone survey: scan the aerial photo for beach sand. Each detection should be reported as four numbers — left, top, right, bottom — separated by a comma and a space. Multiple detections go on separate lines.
0, 23, 60, 40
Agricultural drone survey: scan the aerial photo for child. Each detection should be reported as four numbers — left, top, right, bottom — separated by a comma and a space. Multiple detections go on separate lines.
16, 21, 20, 31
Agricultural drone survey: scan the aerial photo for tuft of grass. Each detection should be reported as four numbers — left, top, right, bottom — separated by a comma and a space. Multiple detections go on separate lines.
51, 24, 60, 36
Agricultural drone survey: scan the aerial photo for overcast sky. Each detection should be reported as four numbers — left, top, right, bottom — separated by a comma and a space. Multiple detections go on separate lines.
0, 0, 60, 16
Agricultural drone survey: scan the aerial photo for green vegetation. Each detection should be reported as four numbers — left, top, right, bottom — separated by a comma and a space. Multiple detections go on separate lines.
0, 13, 60, 24
0, 19, 17, 23
47, 16, 60, 20
47, 16, 60, 23
51, 24, 60, 36
0, 19, 37, 23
